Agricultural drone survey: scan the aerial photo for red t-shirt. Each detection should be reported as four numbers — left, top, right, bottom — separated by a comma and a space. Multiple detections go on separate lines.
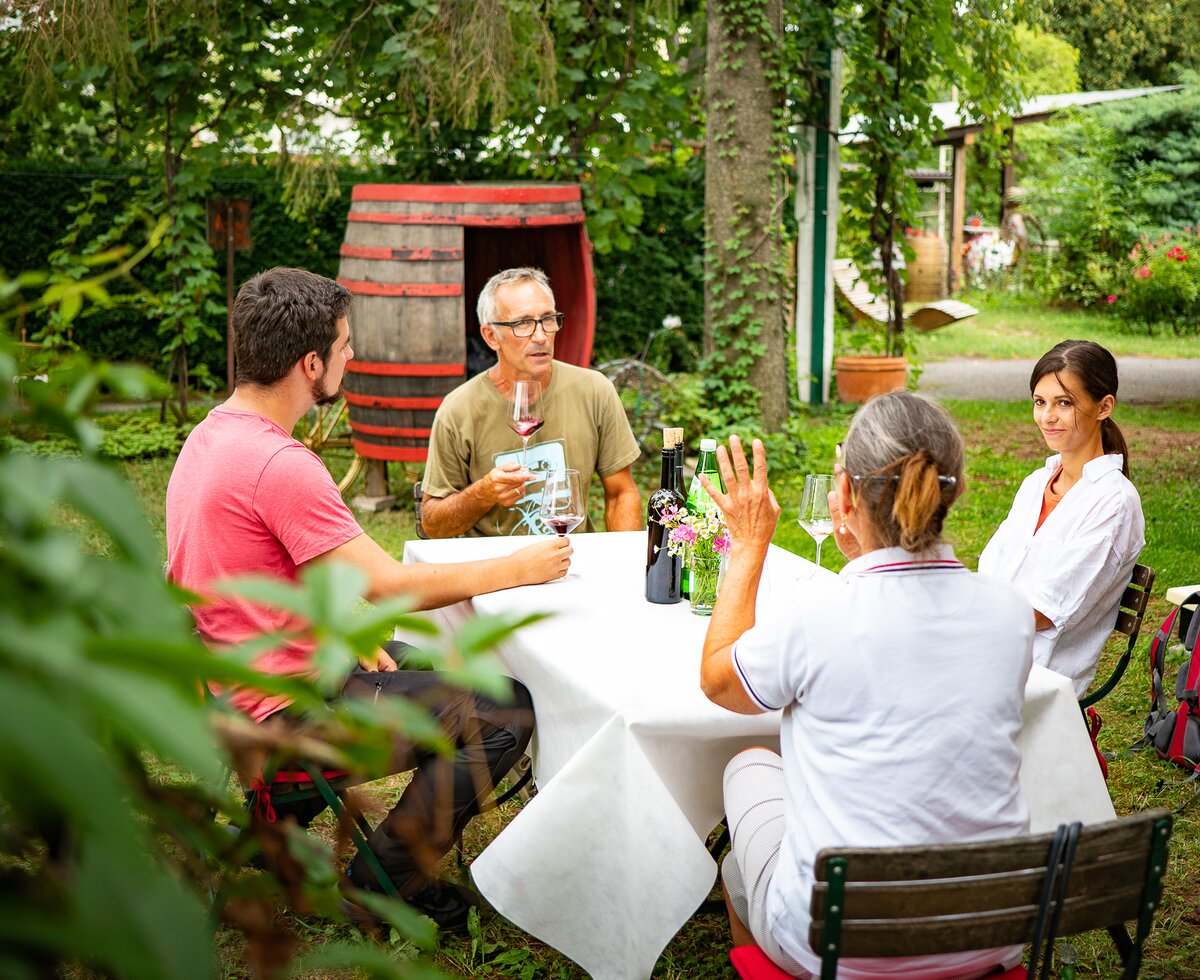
166, 406, 363, 720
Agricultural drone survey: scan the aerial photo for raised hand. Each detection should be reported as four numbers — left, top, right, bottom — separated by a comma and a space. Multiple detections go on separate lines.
700, 434, 779, 555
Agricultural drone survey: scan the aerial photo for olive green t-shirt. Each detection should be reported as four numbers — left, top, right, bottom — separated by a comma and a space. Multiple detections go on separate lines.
423, 361, 640, 536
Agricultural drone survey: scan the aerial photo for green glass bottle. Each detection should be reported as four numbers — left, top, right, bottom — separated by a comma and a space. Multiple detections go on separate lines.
682, 438, 724, 596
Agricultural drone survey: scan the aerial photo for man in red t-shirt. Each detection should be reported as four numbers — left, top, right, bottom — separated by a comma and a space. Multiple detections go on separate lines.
167, 267, 570, 931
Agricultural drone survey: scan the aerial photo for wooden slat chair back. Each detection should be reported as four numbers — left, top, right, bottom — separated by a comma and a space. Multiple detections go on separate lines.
804, 809, 1172, 980
831, 258, 979, 333
1081, 562, 1155, 710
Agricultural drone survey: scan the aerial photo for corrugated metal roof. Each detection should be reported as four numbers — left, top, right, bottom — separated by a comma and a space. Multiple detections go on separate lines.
841, 85, 1185, 145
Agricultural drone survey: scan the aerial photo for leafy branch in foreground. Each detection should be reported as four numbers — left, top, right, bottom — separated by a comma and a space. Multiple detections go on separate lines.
1, 260, 538, 978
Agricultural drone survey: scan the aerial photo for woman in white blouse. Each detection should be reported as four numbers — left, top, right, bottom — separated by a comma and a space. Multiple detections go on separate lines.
699, 393, 1034, 978
978, 340, 1144, 697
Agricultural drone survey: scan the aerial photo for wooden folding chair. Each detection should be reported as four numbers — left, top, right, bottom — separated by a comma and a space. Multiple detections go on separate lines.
1081, 562, 1155, 710
731, 809, 1172, 980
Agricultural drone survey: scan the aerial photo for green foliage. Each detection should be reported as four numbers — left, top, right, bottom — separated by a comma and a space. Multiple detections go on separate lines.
1113, 231, 1200, 333
839, 0, 1028, 355
1045, 0, 1200, 89
1013, 24, 1080, 97
1, 159, 376, 380
592, 161, 706, 367
0, 251, 229, 979
0, 253, 540, 977
657, 373, 733, 447
1019, 112, 1152, 308
1091, 80, 1200, 232
3, 154, 708, 376
996, 83, 1200, 313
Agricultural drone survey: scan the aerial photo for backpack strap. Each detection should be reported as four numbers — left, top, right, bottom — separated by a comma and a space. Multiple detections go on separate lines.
1167, 702, 1194, 768
1148, 607, 1182, 717
1182, 591, 1200, 655
1127, 607, 1183, 756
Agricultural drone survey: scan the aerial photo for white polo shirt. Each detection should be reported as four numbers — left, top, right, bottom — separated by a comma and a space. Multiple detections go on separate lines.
732, 545, 1033, 978
978, 453, 1144, 697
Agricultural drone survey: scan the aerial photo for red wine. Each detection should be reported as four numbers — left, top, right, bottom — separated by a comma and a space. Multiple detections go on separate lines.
509, 417, 544, 439
546, 515, 584, 536
645, 438, 685, 604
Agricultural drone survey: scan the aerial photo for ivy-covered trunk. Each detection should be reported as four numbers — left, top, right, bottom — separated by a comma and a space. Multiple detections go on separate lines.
704, 0, 789, 430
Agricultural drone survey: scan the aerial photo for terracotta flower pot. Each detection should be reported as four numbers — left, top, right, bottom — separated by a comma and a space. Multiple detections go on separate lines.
834, 355, 908, 404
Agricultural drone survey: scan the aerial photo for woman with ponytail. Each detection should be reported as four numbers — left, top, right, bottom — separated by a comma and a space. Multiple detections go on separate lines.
979, 340, 1144, 698
697, 392, 1034, 978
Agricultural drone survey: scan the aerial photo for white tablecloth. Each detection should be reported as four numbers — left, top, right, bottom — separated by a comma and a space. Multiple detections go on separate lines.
403, 531, 1115, 980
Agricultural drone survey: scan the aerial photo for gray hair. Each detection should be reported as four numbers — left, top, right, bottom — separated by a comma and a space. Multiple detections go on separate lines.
477, 267, 555, 326
840, 390, 965, 554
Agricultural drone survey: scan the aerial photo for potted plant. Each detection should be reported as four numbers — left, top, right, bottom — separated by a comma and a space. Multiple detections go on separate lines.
831, 268, 910, 404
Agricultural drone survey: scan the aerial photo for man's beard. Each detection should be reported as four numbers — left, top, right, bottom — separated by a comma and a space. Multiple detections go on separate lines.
311, 376, 342, 406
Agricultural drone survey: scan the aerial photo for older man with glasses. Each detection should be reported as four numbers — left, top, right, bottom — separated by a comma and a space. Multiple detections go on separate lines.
421, 267, 643, 538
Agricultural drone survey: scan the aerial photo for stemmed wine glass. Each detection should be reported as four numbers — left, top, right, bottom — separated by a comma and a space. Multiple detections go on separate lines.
507, 380, 545, 471
798, 473, 835, 568
541, 469, 584, 581
540, 468, 585, 539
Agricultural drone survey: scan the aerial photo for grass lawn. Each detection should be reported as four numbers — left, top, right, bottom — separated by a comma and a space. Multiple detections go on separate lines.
108, 387, 1200, 979
916, 289, 1200, 361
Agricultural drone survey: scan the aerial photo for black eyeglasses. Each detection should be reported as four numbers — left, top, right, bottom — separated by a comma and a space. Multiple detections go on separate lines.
835, 442, 957, 488
491, 313, 565, 338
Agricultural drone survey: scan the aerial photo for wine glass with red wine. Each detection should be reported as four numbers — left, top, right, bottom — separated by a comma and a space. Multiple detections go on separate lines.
507, 379, 544, 471
540, 468, 585, 540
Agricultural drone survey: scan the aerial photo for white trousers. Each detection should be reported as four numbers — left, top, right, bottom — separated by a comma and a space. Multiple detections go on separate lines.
721, 747, 808, 977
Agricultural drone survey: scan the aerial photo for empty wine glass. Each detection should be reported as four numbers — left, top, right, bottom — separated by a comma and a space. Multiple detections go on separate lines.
507, 380, 544, 471
798, 473, 835, 568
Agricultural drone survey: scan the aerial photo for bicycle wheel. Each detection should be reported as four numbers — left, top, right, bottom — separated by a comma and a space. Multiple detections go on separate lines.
598, 358, 670, 457
296, 398, 364, 495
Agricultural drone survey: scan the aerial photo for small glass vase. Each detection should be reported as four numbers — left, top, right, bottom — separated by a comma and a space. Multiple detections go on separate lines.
687, 553, 725, 616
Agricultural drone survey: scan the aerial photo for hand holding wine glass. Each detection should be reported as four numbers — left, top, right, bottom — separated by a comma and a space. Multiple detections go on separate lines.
507, 380, 545, 471
798, 473, 835, 568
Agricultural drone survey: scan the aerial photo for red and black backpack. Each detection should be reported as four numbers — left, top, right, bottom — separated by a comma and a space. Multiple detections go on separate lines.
1142, 592, 1200, 771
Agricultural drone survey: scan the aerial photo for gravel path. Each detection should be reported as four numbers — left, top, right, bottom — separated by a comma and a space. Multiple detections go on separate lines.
919, 357, 1200, 404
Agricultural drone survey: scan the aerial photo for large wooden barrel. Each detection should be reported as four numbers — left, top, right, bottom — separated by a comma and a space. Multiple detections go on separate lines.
337, 183, 596, 463
905, 232, 948, 303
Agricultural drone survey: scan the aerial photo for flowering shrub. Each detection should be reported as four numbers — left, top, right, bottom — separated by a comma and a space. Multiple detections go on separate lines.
662, 506, 730, 563
1112, 229, 1200, 332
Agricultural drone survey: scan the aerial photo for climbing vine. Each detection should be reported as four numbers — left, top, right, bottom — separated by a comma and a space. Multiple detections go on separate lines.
703, 0, 807, 430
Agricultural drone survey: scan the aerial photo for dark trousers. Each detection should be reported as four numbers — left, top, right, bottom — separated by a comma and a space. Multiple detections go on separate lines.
276, 643, 534, 898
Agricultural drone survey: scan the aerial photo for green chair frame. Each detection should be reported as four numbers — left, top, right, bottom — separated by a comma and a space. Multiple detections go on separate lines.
244, 759, 398, 896
1081, 562, 1155, 710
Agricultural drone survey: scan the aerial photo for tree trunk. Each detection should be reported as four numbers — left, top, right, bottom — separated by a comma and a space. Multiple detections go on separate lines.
704, 0, 788, 430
